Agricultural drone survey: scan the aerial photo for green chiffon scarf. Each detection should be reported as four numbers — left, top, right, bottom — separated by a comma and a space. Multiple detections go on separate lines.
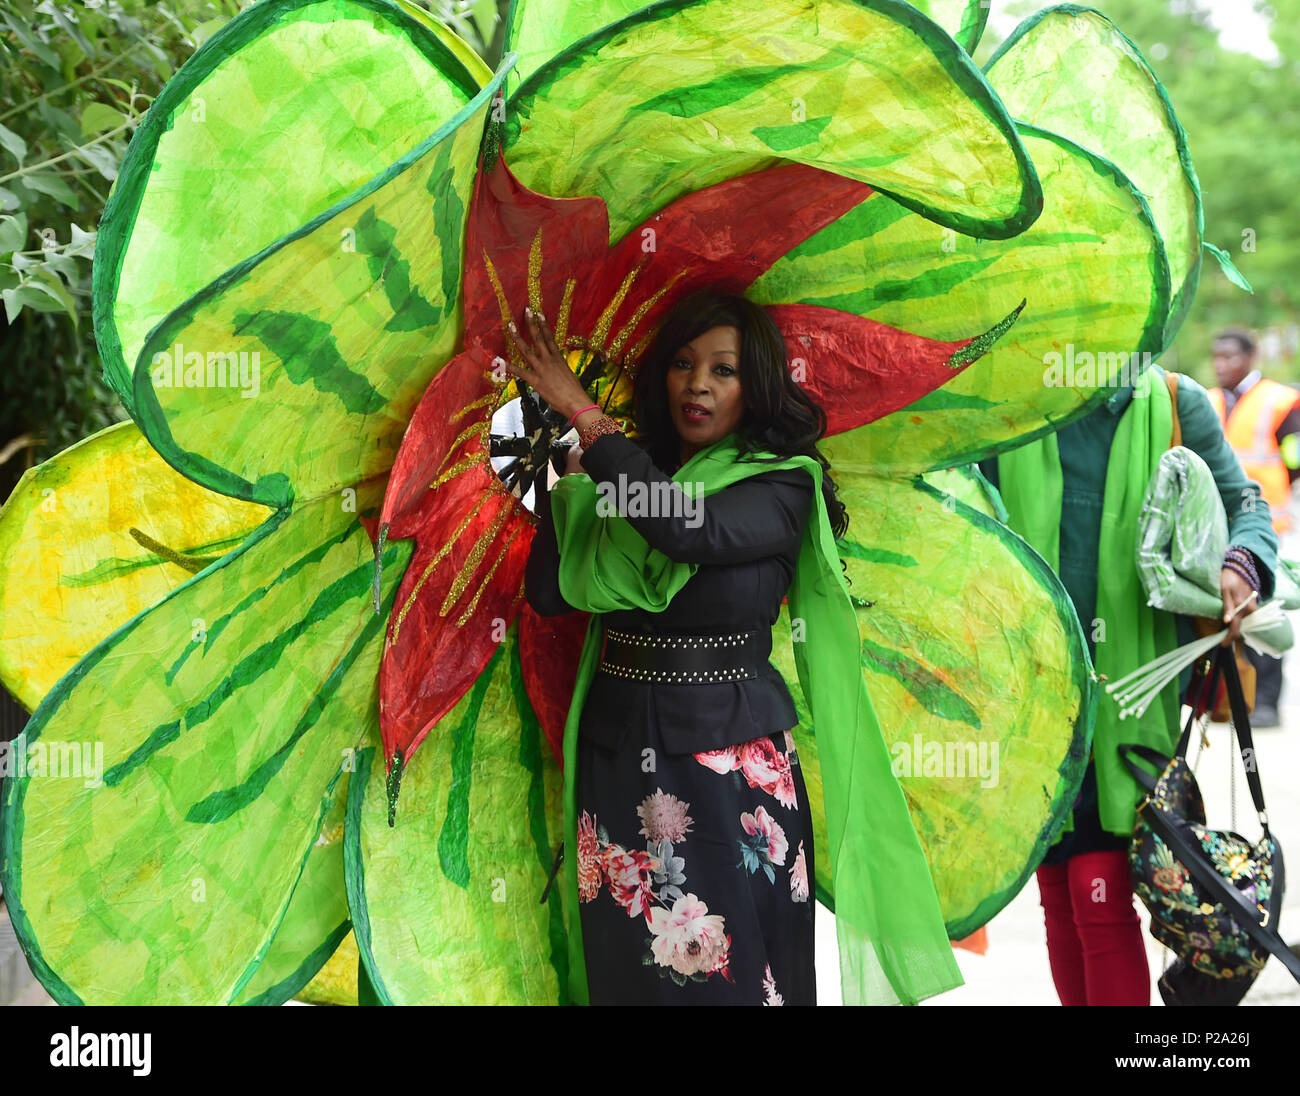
548, 432, 962, 1006
996, 368, 1178, 836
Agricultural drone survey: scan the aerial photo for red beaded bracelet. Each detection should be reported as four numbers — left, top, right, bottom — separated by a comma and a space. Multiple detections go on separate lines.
577, 413, 624, 450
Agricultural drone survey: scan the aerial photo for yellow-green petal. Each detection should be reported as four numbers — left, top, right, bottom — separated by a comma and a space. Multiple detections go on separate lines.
503, 0, 1041, 245
772, 467, 1093, 934
921, 464, 1007, 521
502, 0, 642, 95
346, 622, 567, 1005
0, 420, 270, 711
94, 0, 487, 415
130, 69, 508, 506
231, 773, 351, 1006
985, 5, 1202, 347
503, 0, 988, 89
751, 124, 1171, 472
0, 480, 411, 1004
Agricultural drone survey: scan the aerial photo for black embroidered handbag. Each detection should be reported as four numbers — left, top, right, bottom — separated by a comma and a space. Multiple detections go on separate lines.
1119, 644, 1300, 1005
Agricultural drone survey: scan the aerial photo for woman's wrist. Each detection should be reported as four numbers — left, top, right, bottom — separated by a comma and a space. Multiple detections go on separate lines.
568, 403, 601, 427
577, 411, 623, 450
551, 391, 596, 422
1224, 546, 1261, 593
571, 406, 604, 432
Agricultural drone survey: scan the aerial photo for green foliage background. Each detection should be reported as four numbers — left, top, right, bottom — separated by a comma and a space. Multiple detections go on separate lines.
0, 0, 505, 500
0, 0, 1294, 500
981, 0, 1300, 387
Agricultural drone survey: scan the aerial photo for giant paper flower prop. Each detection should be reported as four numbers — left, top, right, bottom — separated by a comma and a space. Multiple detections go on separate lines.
0, 1, 1220, 1004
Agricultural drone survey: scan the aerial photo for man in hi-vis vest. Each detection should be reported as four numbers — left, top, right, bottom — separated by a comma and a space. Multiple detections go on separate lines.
1209, 327, 1300, 727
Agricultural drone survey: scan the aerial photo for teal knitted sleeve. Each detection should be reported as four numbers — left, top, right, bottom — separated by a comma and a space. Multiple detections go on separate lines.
1175, 372, 1279, 599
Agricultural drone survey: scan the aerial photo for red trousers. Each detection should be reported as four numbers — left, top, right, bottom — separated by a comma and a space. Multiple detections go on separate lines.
1035, 850, 1150, 1005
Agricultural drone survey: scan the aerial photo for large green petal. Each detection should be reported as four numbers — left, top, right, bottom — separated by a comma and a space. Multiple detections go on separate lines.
502, 0, 640, 95
750, 124, 1170, 472
347, 622, 567, 1005
295, 929, 361, 1004
772, 466, 1093, 934
292, 925, 358, 1003
231, 772, 351, 1006
0, 479, 412, 1005
503, 0, 1041, 244
921, 463, 1006, 522
0, 421, 271, 711
93, 0, 487, 415
129, 68, 508, 508
985, 5, 1202, 347
503, 1, 988, 90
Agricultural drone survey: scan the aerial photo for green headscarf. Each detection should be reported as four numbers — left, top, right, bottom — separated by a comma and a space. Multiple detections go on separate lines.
997, 368, 1178, 835
549, 431, 962, 1006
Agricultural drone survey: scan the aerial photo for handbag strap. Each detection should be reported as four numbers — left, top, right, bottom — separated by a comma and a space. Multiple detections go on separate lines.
1140, 796, 1300, 984
1216, 644, 1271, 826
1120, 743, 1178, 793
1175, 648, 1223, 757
1167, 370, 1182, 449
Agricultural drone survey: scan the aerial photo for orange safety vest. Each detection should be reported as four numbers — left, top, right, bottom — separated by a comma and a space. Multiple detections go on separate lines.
1208, 377, 1300, 534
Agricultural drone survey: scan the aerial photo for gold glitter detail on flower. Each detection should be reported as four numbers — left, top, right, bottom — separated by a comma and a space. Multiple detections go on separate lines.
430, 420, 491, 488
439, 502, 514, 619
482, 247, 526, 374
431, 454, 490, 488
588, 261, 645, 352
627, 328, 657, 368
606, 260, 687, 363
452, 391, 500, 422
452, 522, 525, 627
390, 491, 495, 644
528, 227, 544, 316
555, 277, 576, 348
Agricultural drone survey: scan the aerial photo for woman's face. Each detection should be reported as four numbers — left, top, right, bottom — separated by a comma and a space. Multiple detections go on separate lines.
665, 324, 746, 455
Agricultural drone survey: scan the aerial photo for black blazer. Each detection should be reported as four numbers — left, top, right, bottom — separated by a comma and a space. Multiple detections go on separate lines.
524, 431, 815, 756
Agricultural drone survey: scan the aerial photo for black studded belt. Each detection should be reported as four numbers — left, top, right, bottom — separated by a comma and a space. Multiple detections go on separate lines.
597, 626, 770, 684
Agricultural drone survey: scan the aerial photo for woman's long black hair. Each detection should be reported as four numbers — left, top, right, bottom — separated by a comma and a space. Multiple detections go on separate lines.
628, 287, 851, 574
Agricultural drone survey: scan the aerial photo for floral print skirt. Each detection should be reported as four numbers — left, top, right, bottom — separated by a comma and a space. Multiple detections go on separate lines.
576, 723, 816, 1005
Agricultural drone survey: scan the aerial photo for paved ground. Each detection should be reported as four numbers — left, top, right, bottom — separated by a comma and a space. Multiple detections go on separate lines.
6, 654, 1300, 1008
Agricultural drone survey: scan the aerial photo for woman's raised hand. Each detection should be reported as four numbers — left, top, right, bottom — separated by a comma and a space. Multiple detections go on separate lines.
503, 307, 591, 420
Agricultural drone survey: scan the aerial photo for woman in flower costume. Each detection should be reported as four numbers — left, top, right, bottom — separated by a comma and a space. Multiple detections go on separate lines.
516, 286, 963, 1004
0, 1, 1242, 1004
